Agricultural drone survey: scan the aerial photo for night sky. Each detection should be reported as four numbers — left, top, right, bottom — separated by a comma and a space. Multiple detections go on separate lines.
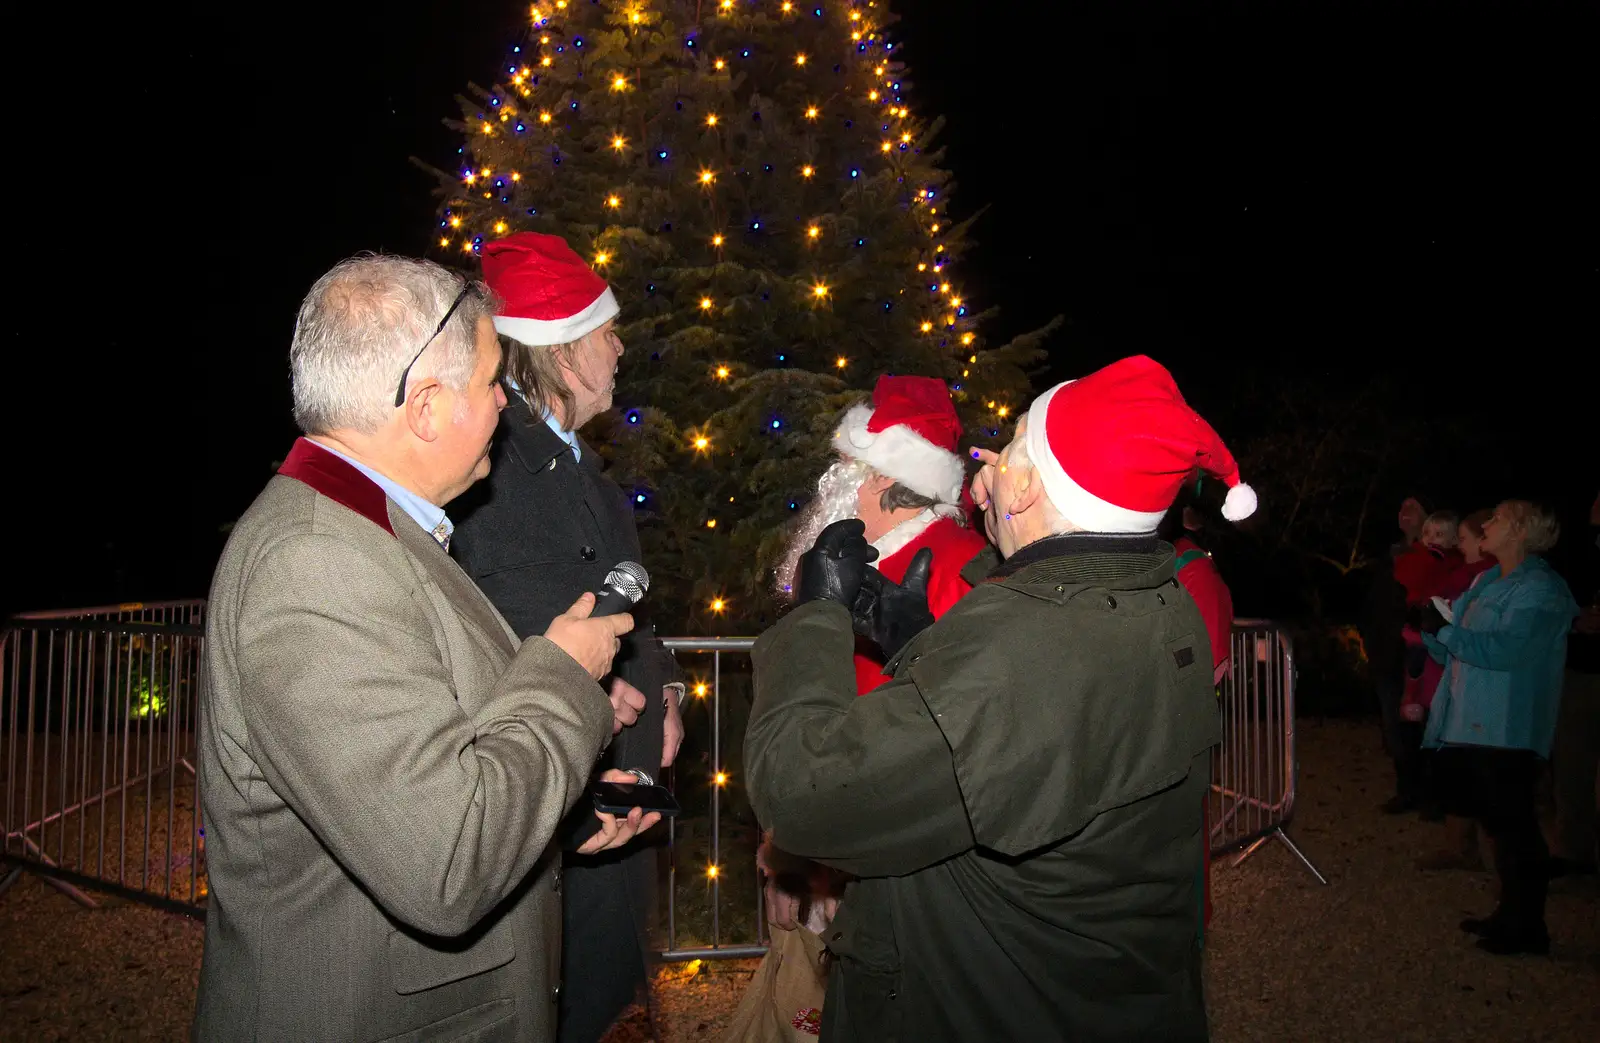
10, 1, 1594, 615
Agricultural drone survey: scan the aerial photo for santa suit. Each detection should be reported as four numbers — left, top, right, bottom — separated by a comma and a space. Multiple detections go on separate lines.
854, 509, 989, 695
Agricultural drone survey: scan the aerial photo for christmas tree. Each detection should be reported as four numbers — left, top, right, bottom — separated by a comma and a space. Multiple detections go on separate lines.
422, 0, 1058, 633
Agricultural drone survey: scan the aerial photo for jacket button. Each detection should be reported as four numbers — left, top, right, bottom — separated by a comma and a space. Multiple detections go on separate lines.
832, 931, 843, 941
1106, 595, 1118, 609
580, 546, 597, 562
888, 989, 898, 1000
551, 983, 561, 1001
546, 458, 557, 471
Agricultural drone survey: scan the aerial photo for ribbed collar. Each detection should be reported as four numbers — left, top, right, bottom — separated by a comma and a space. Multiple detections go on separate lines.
988, 531, 1165, 583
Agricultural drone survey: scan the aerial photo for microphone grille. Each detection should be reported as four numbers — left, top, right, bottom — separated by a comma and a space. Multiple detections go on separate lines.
605, 561, 650, 602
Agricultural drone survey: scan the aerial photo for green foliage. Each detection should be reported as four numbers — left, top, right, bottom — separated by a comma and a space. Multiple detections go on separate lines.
423, 1, 1054, 630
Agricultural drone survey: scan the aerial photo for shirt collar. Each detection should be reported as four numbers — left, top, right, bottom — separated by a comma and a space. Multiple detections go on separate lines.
311, 440, 451, 547
542, 410, 581, 462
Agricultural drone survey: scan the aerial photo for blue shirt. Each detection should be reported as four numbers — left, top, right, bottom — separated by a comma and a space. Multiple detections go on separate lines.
543, 410, 581, 462
312, 440, 452, 547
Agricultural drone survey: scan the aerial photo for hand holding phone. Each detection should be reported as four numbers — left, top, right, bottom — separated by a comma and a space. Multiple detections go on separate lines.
592, 780, 681, 817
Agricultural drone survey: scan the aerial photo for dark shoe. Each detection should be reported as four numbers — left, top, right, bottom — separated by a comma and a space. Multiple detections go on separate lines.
1475, 930, 1550, 956
1381, 795, 1417, 815
1460, 916, 1503, 936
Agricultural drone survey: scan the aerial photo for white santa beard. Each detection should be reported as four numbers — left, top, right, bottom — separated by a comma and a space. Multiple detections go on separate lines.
773, 458, 877, 601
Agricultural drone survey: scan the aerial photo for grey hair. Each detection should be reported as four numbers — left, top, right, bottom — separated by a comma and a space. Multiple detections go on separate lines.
1500, 500, 1562, 555
1003, 426, 1079, 535
502, 334, 578, 426
878, 481, 939, 514
290, 254, 497, 434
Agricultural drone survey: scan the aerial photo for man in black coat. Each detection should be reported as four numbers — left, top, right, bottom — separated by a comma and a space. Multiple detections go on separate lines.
450, 232, 683, 1043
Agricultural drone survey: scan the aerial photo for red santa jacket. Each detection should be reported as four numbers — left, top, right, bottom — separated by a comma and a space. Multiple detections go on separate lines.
854, 513, 989, 694
1174, 536, 1235, 685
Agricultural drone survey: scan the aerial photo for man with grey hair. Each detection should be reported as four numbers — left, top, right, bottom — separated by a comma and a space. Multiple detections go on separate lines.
196, 253, 651, 1041
746, 356, 1250, 1041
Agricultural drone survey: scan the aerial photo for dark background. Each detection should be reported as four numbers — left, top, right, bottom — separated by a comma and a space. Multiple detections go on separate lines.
8, 0, 1594, 616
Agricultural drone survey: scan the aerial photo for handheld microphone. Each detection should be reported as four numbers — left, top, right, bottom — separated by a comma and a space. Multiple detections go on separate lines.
590, 561, 649, 617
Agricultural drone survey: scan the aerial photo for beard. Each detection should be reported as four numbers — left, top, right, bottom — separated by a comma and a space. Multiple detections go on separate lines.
773, 458, 877, 602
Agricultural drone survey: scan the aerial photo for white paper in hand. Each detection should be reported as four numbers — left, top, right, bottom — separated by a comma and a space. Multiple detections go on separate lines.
1430, 595, 1454, 624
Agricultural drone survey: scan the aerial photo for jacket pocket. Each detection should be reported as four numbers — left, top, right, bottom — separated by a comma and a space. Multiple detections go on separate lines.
387, 926, 515, 995
371, 998, 515, 1042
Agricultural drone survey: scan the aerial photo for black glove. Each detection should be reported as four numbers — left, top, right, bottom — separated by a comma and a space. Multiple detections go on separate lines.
852, 547, 936, 660
1418, 602, 1448, 635
796, 519, 879, 607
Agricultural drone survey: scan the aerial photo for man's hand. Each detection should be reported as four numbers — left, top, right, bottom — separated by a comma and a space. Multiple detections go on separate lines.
662, 687, 684, 768
544, 593, 634, 680
852, 548, 936, 659
796, 519, 879, 607
967, 446, 1000, 512
608, 677, 648, 735
576, 768, 663, 855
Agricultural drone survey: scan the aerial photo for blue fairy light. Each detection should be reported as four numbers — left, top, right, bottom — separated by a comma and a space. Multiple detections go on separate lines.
777, 353, 787, 362
574, 37, 583, 47
770, 419, 782, 430
512, 45, 521, 53
515, 122, 525, 132
788, 502, 797, 510
849, 168, 859, 178
490, 97, 501, 107
856, 238, 865, 246
741, 49, 750, 57
751, 220, 762, 230
526, 207, 538, 215
957, 306, 967, 316
635, 493, 647, 504
570, 101, 578, 109
626, 409, 642, 425
556, 45, 564, 52
813, 7, 822, 15
658, 149, 669, 159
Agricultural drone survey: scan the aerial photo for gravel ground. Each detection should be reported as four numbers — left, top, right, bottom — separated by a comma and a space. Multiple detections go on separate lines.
3, 717, 1597, 1041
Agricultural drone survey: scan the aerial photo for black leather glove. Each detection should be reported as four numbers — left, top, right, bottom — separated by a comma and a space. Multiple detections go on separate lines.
796, 519, 879, 607
1419, 602, 1448, 635
852, 547, 936, 660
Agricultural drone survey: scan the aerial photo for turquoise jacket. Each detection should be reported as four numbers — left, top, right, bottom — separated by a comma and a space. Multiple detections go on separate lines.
1422, 556, 1578, 756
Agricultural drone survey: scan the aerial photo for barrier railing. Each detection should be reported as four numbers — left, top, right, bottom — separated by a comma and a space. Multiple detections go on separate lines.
1210, 621, 1325, 883
0, 615, 207, 917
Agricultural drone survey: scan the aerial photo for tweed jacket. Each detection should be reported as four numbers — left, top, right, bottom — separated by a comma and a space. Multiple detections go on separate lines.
194, 437, 612, 1042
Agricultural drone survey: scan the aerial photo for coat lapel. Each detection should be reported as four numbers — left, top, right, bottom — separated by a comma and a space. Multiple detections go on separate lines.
390, 502, 519, 656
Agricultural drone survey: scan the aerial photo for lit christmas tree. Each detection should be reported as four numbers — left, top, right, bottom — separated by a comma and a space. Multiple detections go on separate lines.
422, 0, 1058, 632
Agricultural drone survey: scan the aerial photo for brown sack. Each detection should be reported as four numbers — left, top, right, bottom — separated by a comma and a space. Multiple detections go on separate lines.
719, 927, 829, 1042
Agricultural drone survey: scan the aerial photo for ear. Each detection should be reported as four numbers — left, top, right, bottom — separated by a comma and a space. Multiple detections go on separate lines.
403, 379, 446, 444
1008, 467, 1047, 516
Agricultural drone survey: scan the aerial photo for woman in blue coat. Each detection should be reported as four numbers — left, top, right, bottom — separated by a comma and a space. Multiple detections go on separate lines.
1421, 499, 1579, 955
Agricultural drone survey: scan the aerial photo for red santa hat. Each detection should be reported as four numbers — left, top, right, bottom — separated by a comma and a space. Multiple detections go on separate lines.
479, 232, 620, 346
832, 376, 965, 505
1023, 355, 1256, 533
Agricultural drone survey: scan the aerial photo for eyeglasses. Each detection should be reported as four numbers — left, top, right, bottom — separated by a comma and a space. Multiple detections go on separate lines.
394, 281, 479, 408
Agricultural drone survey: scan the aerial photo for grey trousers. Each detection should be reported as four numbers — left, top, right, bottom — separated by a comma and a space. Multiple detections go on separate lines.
1552, 669, 1600, 865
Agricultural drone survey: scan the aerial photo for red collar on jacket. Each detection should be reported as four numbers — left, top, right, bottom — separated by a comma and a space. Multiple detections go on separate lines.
277, 437, 396, 538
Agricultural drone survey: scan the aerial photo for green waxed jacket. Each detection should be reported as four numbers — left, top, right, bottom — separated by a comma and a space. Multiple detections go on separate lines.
746, 534, 1221, 1043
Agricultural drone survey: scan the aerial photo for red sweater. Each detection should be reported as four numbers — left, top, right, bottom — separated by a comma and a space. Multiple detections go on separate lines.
854, 515, 988, 694
1174, 537, 1235, 684
1393, 542, 1461, 606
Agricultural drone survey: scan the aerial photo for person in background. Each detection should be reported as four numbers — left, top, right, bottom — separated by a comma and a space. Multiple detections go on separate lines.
1549, 490, 1600, 878
1397, 512, 1463, 819
1361, 496, 1430, 814
449, 233, 683, 1043
1416, 508, 1498, 870
1420, 500, 1579, 955
1158, 490, 1235, 941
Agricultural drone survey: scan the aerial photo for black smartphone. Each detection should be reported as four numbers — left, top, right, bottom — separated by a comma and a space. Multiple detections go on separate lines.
591, 781, 681, 817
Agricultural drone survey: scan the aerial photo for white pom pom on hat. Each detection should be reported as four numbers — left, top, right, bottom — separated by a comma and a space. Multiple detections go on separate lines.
1222, 481, 1257, 522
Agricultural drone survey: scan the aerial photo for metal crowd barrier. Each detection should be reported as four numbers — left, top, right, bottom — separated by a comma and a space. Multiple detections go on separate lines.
656, 619, 1323, 961
1210, 621, 1325, 883
0, 614, 208, 917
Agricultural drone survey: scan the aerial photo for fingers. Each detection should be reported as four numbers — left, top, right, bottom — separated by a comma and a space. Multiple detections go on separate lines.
902, 547, 934, 595
577, 811, 622, 855
606, 611, 636, 638
609, 678, 648, 711
564, 591, 596, 619
968, 446, 1000, 466
597, 767, 636, 784
580, 806, 658, 854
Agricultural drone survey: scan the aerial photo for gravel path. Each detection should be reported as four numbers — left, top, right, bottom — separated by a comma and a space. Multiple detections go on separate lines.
3, 718, 1596, 1041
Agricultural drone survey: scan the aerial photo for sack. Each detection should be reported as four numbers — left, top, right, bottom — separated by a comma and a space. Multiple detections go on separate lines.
719, 926, 829, 1042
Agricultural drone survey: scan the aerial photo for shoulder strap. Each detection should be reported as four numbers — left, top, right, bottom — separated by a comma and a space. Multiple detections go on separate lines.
1174, 547, 1209, 572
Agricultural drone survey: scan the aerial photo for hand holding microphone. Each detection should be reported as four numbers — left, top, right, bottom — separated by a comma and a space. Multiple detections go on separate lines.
543, 562, 649, 680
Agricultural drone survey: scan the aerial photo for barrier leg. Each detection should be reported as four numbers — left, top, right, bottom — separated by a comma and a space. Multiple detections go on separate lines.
7, 835, 102, 908
0, 864, 20, 897
1232, 826, 1328, 885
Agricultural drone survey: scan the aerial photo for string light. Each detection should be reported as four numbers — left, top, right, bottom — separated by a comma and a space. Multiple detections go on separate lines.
940, 283, 951, 293
781, 0, 792, 9
449, 216, 462, 228
510, 172, 521, 181
997, 406, 1010, 418
693, 682, 709, 698
630, 10, 642, 22
705, 113, 719, 126
693, 435, 711, 451
812, 282, 829, 298
440, 237, 451, 247
931, 224, 941, 233
951, 296, 963, 308
720, 0, 732, 8
920, 321, 933, 332
801, 165, 814, 177
700, 297, 714, 310
917, 262, 926, 271
875, 65, 886, 77
612, 134, 627, 150
835, 356, 848, 368
494, 221, 508, 234
706, 519, 717, 529
709, 597, 726, 612
868, 90, 879, 101
807, 225, 820, 238
612, 75, 627, 91
541, 35, 550, 43
541, 55, 552, 67
880, 141, 892, 152
795, 53, 807, 66
852, 31, 861, 40
464, 172, 477, 185
963, 334, 975, 346
606, 194, 621, 208
901, 132, 912, 142
711, 233, 724, 246
462, 241, 475, 252
715, 365, 730, 379
699, 169, 716, 184
714, 58, 726, 70
539, 111, 552, 122
850, 10, 862, 19
715, 772, 728, 786
593, 251, 611, 265
706, 864, 719, 879
804, 105, 819, 120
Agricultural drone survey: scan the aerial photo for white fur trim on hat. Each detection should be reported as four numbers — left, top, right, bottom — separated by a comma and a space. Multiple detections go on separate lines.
492, 286, 620, 347
1023, 382, 1167, 534
832, 404, 964, 504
